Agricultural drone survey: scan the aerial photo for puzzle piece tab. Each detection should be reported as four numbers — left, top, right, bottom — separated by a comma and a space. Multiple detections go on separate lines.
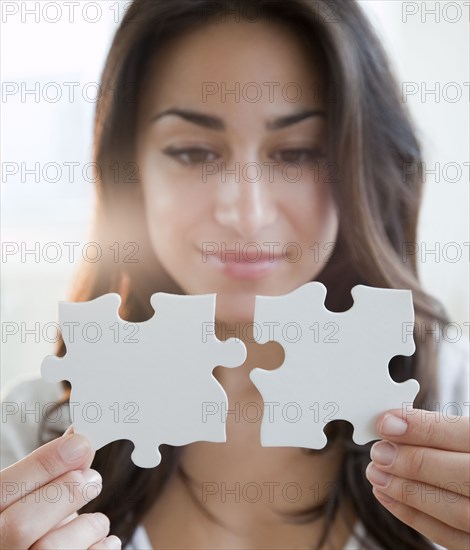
249, 282, 419, 448
42, 293, 246, 468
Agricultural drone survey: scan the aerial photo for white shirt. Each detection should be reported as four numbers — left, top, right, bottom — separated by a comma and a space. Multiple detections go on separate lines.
2, 340, 468, 549
126, 520, 372, 549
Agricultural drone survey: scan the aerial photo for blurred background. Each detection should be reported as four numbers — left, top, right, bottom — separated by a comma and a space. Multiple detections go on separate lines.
1, 1, 469, 389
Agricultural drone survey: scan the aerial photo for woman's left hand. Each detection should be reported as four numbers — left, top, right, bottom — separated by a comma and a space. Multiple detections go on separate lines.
365, 408, 470, 549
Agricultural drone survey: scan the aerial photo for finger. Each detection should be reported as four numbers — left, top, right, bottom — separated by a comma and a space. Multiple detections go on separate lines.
370, 441, 470, 497
366, 462, 470, 532
0, 468, 102, 550
29, 513, 110, 550
375, 409, 470, 453
51, 512, 79, 530
371, 486, 470, 550
1, 428, 95, 512
89, 535, 122, 549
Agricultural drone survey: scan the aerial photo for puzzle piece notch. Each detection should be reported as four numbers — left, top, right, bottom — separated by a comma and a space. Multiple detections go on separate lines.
249, 282, 419, 449
42, 292, 247, 468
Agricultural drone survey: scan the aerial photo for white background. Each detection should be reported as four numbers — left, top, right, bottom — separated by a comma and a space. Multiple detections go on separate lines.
1, 1, 469, 389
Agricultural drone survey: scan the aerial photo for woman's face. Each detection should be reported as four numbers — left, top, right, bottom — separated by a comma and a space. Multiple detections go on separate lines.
136, 18, 338, 323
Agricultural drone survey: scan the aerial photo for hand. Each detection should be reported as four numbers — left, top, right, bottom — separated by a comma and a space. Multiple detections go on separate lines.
366, 408, 470, 549
0, 426, 121, 549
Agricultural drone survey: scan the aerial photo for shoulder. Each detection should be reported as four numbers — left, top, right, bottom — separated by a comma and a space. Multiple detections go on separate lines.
436, 338, 469, 416
345, 520, 447, 549
124, 525, 153, 550
1, 376, 66, 469
1, 375, 63, 404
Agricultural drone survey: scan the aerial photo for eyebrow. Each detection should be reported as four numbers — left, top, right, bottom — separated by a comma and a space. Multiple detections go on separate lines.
150, 108, 325, 131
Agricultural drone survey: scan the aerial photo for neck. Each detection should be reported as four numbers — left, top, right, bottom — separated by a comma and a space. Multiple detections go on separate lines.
143, 338, 357, 549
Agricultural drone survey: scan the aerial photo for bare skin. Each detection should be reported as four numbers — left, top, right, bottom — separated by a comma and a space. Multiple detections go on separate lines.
136, 18, 354, 549
1, 11, 469, 550
142, 337, 356, 549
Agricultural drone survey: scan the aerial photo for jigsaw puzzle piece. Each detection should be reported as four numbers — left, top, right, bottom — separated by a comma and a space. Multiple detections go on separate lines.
250, 282, 420, 450
41, 292, 247, 468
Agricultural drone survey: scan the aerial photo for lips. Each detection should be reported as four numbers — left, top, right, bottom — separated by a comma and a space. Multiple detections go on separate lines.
213, 250, 282, 263
200, 246, 284, 280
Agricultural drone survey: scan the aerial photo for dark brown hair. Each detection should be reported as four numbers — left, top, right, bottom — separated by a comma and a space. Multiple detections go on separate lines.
42, 0, 447, 548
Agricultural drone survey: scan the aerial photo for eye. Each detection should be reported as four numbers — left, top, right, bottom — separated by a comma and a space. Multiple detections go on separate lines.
271, 148, 324, 164
162, 146, 220, 166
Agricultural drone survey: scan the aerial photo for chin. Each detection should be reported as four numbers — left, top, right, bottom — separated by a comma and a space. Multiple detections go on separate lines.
214, 291, 256, 328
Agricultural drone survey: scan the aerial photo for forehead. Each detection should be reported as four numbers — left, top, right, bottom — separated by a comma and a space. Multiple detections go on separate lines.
139, 18, 326, 119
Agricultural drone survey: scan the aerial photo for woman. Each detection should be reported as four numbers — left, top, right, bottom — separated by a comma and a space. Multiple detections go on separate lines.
1, 0, 469, 549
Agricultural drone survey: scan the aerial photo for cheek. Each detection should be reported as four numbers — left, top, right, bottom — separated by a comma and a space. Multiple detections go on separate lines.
313, 183, 338, 238
139, 162, 206, 260
285, 170, 338, 242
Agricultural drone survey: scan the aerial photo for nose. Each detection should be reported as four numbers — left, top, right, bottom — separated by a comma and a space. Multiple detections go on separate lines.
214, 162, 278, 238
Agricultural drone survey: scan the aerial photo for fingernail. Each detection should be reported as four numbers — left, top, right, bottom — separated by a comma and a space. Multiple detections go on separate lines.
59, 434, 90, 463
366, 463, 392, 488
62, 425, 74, 436
107, 536, 122, 549
371, 441, 397, 466
82, 468, 102, 485
380, 413, 408, 436
81, 470, 102, 501
373, 487, 395, 503
105, 535, 122, 549
93, 513, 109, 529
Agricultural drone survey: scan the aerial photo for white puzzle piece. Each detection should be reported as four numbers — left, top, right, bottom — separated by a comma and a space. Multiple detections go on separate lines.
249, 282, 419, 448
42, 293, 247, 468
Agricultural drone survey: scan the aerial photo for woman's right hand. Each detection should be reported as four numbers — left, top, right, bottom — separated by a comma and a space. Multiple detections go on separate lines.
0, 426, 121, 549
